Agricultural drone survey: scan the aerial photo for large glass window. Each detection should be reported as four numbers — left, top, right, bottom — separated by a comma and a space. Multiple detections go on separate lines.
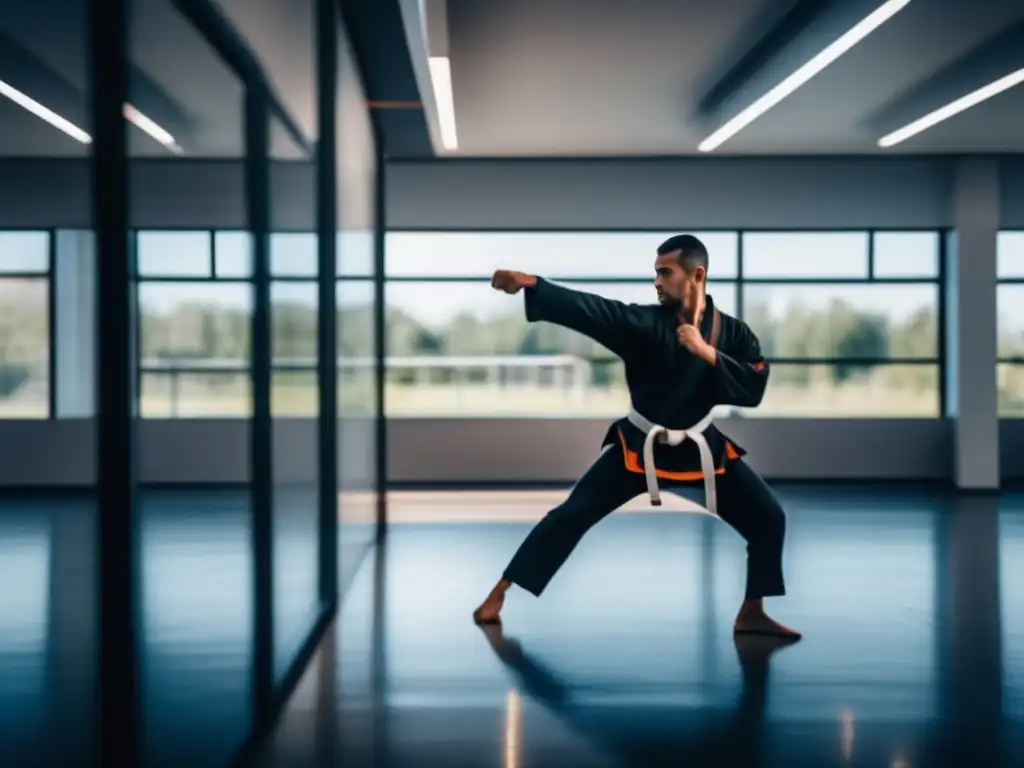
0, 231, 51, 419
385, 231, 740, 279
337, 279, 376, 415
269, 108, 321, 684
270, 234, 319, 417
136, 231, 253, 418
382, 231, 942, 418
336, 15, 381, 594
997, 231, 1024, 416
135, 229, 323, 418
742, 231, 940, 418
383, 232, 737, 418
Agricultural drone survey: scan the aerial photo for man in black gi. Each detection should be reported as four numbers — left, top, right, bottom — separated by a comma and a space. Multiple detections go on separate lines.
472, 234, 800, 639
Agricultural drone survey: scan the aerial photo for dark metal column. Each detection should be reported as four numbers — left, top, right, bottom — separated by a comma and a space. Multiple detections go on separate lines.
373, 146, 388, 542
937, 228, 949, 418
316, 0, 339, 607
47, 231, 57, 418
246, 87, 274, 732
90, 0, 138, 764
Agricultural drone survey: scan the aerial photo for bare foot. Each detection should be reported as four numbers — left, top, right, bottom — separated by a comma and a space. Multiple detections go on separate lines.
472, 580, 509, 625
734, 609, 801, 640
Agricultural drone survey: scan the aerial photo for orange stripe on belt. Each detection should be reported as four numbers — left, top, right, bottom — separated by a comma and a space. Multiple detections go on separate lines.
616, 428, 739, 481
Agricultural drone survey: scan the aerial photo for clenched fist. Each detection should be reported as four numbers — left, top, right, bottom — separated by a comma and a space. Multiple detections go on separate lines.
677, 323, 716, 364
491, 270, 537, 294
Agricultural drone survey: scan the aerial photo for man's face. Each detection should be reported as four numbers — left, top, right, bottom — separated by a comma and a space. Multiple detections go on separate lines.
654, 250, 705, 315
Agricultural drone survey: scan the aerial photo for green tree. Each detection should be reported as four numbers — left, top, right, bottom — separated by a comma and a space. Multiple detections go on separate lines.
828, 301, 887, 383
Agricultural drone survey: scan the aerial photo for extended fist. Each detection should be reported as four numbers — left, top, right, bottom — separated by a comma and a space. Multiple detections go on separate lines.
491, 270, 537, 294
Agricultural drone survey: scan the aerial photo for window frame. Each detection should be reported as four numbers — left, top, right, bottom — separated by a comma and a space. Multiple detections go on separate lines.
382, 227, 947, 418
130, 227, 948, 419
134, 228, 322, 418
996, 229, 1024, 417
997, 230, 1024, 361
0, 228, 55, 420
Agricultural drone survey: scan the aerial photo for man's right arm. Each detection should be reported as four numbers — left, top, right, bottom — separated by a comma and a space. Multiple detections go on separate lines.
492, 270, 645, 359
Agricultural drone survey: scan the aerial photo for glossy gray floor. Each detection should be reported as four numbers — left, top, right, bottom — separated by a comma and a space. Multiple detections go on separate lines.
261, 487, 1024, 767
3, 487, 1023, 766
0, 488, 372, 768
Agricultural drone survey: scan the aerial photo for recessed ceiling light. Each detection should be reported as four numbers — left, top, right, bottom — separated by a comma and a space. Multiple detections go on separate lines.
428, 56, 457, 150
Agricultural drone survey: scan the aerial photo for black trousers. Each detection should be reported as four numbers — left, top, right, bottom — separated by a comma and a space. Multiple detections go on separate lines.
503, 444, 787, 600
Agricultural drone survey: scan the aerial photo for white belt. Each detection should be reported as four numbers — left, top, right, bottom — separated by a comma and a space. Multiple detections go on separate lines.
626, 406, 717, 515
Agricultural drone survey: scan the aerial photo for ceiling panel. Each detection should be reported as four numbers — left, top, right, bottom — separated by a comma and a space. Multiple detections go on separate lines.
0, 0, 1021, 159
445, 0, 1024, 155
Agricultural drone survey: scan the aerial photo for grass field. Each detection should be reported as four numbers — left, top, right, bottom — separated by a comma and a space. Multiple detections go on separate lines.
1, 380, 950, 418
14, 362, 1024, 418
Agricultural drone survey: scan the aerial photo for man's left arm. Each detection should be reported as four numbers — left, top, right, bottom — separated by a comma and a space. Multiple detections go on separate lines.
693, 321, 769, 407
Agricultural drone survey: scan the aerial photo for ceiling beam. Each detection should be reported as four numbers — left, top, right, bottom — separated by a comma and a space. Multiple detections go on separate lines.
422, 0, 448, 58
0, 31, 192, 153
127, 65, 199, 150
173, 0, 313, 156
340, 0, 434, 158
698, 0, 830, 116
694, 0, 904, 137
866, 21, 1024, 142
0, 30, 88, 129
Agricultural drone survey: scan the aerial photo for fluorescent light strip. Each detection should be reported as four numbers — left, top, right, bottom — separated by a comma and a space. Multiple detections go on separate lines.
0, 76, 92, 143
878, 68, 1024, 147
123, 103, 182, 153
428, 56, 458, 150
698, 0, 912, 152
0, 77, 179, 152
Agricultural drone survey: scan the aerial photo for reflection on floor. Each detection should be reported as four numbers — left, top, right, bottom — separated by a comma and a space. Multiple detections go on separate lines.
261, 487, 1024, 767
4, 486, 1023, 766
141, 489, 255, 767
0, 493, 95, 768
0, 488, 374, 768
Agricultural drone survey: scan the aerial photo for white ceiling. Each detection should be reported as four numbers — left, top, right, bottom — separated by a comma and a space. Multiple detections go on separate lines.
0, 0, 1021, 159
214, 0, 317, 143
443, 0, 1024, 155
0, 0, 314, 158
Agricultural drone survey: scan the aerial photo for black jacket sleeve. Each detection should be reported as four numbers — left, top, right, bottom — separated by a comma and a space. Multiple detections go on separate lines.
712, 321, 770, 407
524, 278, 646, 360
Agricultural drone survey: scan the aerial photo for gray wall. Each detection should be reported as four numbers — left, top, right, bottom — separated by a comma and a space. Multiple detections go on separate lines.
2, 155, 1020, 232
0, 416, 1016, 484
0, 419, 373, 486
2, 154, 1024, 486
386, 417, 951, 483
8, 154, 1018, 231
0, 416, 967, 485
0, 159, 315, 230
384, 156, 960, 230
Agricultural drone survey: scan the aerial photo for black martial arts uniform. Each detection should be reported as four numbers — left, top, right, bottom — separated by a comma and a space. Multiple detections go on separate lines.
502, 278, 787, 601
